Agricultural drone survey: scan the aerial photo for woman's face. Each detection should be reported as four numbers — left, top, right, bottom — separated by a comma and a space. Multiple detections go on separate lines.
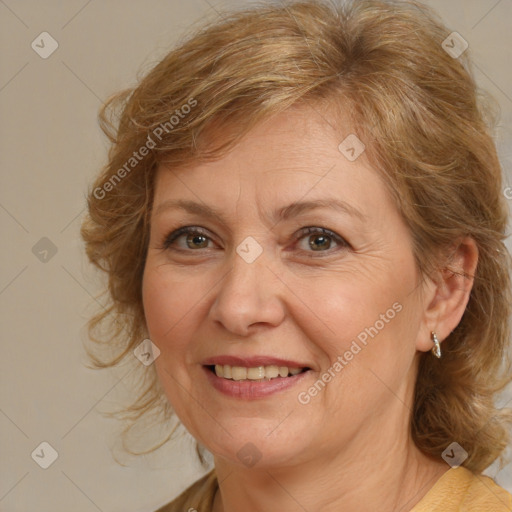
142, 107, 429, 469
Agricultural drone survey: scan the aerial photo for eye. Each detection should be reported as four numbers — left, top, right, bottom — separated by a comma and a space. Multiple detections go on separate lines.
160, 225, 350, 255
294, 226, 349, 255
161, 226, 216, 251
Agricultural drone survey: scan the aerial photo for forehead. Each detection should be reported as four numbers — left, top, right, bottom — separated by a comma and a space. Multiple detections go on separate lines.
152, 106, 392, 221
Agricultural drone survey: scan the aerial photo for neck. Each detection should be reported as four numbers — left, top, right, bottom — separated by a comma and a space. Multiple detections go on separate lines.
212, 425, 447, 512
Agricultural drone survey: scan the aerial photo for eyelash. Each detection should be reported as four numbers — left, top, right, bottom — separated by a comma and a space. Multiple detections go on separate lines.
160, 225, 350, 256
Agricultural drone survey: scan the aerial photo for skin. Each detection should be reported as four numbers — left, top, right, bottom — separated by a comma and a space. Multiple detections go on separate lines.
142, 106, 478, 512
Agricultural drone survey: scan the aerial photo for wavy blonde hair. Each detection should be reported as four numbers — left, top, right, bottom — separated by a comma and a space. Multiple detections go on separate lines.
81, 0, 512, 472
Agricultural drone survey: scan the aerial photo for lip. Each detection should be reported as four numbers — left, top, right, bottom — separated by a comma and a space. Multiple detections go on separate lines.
202, 355, 310, 368
203, 365, 311, 400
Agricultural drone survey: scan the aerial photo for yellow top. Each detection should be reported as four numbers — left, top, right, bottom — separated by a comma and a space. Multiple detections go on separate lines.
155, 466, 512, 512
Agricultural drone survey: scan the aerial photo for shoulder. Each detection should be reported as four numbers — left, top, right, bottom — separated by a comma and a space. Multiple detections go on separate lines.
153, 466, 512, 511
153, 469, 217, 512
462, 470, 512, 512
412, 467, 512, 512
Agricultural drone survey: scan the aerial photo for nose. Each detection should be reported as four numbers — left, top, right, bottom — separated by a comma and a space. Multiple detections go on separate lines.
208, 246, 286, 337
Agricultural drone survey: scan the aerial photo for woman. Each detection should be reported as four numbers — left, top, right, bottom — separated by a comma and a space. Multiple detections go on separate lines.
81, 0, 512, 510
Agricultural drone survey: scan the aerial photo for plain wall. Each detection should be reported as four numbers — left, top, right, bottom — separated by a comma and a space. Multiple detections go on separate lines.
1, 1, 511, 511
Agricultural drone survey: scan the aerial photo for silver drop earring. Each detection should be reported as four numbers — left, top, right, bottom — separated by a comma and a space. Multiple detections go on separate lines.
431, 331, 441, 358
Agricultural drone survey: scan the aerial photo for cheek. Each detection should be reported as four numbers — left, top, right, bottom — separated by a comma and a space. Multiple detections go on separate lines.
297, 271, 406, 352
142, 267, 202, 420
295, 265, 419, 403
142, 274, 172, 341
141, 266, 198, 353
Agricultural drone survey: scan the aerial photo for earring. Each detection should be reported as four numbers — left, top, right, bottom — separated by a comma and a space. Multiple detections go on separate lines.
431, 331, 441, 358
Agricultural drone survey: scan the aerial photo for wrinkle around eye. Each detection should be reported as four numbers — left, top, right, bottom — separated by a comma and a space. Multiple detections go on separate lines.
153, 225, 353, 265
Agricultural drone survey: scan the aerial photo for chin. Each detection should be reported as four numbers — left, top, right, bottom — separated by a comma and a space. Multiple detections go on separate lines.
193, 418, 315, 470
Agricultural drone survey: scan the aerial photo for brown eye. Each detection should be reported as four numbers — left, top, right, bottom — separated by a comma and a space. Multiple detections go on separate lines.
185, 232, 209, 249
295, 227, 349, 254
163, 226, 214, 251
308, 233, 332, 251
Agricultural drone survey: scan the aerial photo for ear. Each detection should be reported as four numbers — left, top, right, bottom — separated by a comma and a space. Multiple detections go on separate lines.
416, 237, 479, 353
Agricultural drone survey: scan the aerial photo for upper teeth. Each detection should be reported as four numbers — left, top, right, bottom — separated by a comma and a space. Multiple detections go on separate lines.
214, 364, 302, 381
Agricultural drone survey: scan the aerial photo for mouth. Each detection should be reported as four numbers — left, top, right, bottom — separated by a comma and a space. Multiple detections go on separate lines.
206, 364, 310, 381
202, 359, 312, 399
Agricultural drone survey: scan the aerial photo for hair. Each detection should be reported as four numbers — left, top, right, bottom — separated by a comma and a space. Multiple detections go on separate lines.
81, 0, 512, 472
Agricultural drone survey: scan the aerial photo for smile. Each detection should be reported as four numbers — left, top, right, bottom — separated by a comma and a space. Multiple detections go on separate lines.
203, 364, 311, 399
213, 364, 305, 381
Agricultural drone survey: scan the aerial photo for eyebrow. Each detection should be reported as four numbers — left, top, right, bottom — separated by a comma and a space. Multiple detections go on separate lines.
153, 198, 366, 223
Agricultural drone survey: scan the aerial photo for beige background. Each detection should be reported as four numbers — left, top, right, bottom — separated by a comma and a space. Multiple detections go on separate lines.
1, 1, 511, 511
